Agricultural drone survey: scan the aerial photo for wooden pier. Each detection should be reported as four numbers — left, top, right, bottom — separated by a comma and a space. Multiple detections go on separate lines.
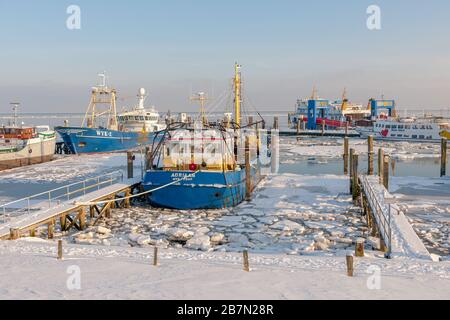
0, 176, 141, 240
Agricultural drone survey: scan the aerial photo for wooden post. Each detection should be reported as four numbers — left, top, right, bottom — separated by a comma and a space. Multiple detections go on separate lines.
273, 117, 279, 130
352, 153, 359, 203
343, 137, 349, 175
9, 228, 19, 240
153, 247, 158, 266
441, 138, 447, 177
378, 148, 384, 181
127, 151, 134, 179
380, 238, 387, 253
30, 229, 36, 237
57, 240, 63, 260
79, 207, 86, 230
60, 215, 66, 232
321, 120, 325, 136
368, 135, 374, 175
48, 221, 54, 239
349, 148, 355, 193
296, 120, 301, 141
355, 238, 365, 257
383, 155, 390, 190
124, 190, 131, 208
245, 136, 252, 201
89, 206, 95, 219
243, 250, 250, 272
346, 253, 354, 277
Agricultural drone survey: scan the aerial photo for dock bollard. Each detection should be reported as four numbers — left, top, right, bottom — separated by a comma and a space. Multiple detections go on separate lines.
346, 252, 354, 277
243, 250, 250, 272
57, 240, 63, 260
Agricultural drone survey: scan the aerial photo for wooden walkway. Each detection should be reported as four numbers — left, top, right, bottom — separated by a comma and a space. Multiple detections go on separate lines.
0, 178, 141, 240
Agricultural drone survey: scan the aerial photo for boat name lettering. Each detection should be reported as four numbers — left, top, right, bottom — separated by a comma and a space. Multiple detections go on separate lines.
96, 131, 112, 137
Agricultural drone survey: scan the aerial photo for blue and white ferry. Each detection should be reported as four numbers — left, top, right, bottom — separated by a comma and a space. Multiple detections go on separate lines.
56, 75, 166, 154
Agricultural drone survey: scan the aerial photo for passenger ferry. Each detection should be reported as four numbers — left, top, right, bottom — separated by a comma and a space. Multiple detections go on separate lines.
56, 74, 166, 154
142, 63, 265, 210
0, 104, 56, 170
289, 89, 369, 129
358, 117, 450, 142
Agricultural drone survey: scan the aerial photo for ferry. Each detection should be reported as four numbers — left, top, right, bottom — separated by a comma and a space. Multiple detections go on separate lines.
56, 74, 166, 154
358, 117, 450, 142
0, 104, 56, 170
142, 63, 265, 210
289, 89, 369, 129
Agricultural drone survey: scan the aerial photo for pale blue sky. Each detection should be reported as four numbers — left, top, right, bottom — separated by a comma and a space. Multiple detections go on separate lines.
0, 0, 449, 113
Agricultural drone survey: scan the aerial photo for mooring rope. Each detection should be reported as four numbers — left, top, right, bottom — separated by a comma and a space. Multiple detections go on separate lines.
73, 171, 200, 206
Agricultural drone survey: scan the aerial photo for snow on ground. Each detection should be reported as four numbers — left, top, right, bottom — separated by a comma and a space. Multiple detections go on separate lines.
0, 239, 448, 300
390, 176, 450, 259
64, 174, 380, 257
281, 137, 442, 161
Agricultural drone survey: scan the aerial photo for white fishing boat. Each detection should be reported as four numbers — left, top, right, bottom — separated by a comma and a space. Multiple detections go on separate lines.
0, 104, 56, 170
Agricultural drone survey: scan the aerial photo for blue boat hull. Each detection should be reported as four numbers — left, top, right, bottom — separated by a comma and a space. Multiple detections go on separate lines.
142, 170, 253, 210
55, 127, 160, 154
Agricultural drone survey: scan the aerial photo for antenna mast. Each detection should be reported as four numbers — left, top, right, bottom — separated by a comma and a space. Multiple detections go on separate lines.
10, 102, 20, 127
234, 63, 242, 127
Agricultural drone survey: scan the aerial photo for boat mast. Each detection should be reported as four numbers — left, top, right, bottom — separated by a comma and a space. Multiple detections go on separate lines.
82, 72, 118, 130
190, 92, 208, 125
234, 63, 242, 127
10, 102, 20, 127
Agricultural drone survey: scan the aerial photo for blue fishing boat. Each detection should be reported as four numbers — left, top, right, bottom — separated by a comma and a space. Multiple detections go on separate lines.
142, 63, 267, 210
55, 74, 166, 154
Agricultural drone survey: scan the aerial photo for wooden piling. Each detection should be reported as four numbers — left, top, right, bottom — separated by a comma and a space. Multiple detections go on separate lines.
48, 221, 54, 239
349, 148, 355, 193
127, 151, 134, 179
296, 121, 301, 141
368, 136, 374, 175
79, 207, 86, 230
153, 247, 158, 266
441, 138, 447, 177
321, 120, 325, 136
243, 250, 250, 272
378, 148, 384, 182
57, 240, 63, 260
346, 253, 354, 277
245, 136, 252, 201
383, 155, 390, 190
352, 153, 359, 203
355, 238, 365, 257
30, 229, 36, 238
343, 137, 349, 175
60, 215, 66, 232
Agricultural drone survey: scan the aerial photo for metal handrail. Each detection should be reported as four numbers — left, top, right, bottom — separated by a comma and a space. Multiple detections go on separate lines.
0, 171, 124, 221
360, 175, 392, 257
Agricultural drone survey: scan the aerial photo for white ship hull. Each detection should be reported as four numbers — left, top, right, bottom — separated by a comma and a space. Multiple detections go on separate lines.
358, 120, 449, 142
0, 134, 56, 170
